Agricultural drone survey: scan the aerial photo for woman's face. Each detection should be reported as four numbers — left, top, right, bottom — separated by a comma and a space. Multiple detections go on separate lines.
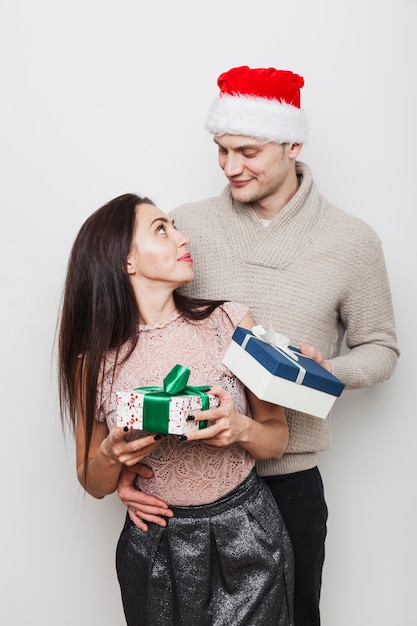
127, 203, 194, 290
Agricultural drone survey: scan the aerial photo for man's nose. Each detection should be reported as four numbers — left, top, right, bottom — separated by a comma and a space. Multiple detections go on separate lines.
223, 152, 244, 177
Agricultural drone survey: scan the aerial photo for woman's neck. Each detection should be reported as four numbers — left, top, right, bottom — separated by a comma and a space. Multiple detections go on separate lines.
136, 291, 177, 326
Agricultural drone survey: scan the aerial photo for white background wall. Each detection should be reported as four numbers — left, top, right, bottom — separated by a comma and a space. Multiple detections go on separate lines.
1, 1, 415, 624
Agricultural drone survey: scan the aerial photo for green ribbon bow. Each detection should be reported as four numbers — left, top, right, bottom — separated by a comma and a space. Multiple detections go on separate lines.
134, 364, 211, 434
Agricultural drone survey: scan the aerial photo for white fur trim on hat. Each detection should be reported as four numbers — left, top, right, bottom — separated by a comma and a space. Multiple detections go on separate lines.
205, 94, 308, 144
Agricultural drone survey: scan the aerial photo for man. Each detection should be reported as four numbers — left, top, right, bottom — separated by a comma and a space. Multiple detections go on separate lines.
119, 66, 399, 625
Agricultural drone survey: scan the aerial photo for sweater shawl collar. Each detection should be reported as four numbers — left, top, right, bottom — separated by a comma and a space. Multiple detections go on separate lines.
220, 161, 329, 269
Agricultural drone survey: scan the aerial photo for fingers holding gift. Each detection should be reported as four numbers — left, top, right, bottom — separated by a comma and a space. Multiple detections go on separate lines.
105, 426, 165, 465
185, 385, 249, 446
124, 434, 165, 466
299, 344, 332, 372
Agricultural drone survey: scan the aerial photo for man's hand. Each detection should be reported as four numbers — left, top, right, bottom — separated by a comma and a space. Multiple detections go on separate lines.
117, 465, 174, 532
299, 344, 332, 372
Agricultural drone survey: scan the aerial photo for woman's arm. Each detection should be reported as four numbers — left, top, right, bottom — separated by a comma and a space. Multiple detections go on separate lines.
183, 384, 288, 459
185, 311, 330, 458
183, 311, 287, 457
242, 390, 289, 459
76, 395, 164, 499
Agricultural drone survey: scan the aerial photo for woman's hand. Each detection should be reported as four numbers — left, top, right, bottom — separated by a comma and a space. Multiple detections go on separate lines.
118, 466, 174, 532
103, 427, 165, 467
181, 385, 289, 460
76, 419, 165, 499
184, 385, 249, 447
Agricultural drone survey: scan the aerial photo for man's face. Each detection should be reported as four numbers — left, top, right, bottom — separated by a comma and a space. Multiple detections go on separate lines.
214, 134, 297, 209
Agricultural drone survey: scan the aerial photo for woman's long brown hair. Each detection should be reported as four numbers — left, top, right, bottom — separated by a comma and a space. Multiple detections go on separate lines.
57, 193, 226, 472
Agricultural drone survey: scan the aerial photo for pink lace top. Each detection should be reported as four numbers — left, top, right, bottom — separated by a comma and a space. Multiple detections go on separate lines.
98, 302, 255, 505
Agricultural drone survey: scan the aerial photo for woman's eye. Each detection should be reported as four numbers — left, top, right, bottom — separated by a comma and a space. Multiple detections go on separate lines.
157, 224, 167, 234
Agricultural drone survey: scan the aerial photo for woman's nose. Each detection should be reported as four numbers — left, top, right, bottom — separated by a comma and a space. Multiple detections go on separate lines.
177, 230, 190, 247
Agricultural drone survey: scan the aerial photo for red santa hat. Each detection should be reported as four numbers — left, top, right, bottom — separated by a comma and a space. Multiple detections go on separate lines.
205, 65, 308, 144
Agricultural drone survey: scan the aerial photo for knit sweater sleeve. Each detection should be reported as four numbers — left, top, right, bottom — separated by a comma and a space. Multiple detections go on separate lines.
327, 239, 399, 388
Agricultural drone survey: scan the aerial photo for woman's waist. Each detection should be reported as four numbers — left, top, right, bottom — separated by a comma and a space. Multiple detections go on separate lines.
135, 444, 255, 506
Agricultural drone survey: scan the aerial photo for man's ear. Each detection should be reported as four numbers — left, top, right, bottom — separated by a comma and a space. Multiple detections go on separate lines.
289, 143, 303, 159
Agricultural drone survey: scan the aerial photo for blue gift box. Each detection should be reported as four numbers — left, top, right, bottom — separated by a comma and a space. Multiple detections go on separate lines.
222, 327, 345, 419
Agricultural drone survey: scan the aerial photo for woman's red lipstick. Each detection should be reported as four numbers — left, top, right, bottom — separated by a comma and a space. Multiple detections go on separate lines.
178, 253, 193, 262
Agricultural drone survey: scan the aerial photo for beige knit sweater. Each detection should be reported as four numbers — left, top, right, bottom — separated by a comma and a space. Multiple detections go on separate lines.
170, 162, 399, 475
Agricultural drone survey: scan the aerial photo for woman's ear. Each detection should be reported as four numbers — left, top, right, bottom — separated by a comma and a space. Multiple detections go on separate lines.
126, 255, 136, 275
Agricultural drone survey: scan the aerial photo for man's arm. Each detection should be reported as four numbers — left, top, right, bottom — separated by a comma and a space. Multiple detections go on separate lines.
328, 241, 399, 388
118, 465, 174, 531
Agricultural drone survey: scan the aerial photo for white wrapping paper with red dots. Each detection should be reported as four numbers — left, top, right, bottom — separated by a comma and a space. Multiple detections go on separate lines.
116, 390, 220, 435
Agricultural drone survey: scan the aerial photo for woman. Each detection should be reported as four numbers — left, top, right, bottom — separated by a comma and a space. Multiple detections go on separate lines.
58, 193, 294, 625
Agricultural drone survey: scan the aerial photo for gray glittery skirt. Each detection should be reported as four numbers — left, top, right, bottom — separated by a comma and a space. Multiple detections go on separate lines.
116, 469, 294, 626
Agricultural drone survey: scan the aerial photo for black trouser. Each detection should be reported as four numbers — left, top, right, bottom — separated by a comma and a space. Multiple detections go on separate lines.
264, 467, 328, 626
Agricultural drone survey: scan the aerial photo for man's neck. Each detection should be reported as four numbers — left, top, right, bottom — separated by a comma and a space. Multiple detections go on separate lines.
251, 174, 300, 220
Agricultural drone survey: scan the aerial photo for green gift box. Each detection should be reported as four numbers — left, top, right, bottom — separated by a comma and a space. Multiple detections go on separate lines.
116, 364, 220, 435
